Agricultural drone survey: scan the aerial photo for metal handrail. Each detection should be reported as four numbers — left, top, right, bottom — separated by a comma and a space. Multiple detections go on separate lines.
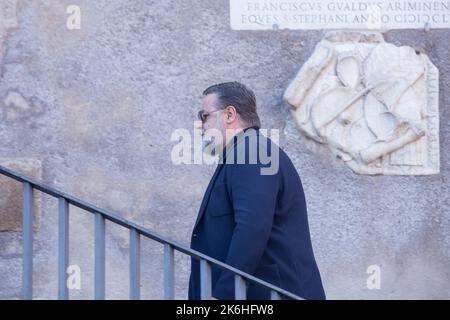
0, 164, 303, 300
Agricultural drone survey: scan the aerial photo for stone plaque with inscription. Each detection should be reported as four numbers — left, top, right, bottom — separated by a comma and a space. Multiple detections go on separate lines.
284, 31, 439, 175
231, 0, 450, 30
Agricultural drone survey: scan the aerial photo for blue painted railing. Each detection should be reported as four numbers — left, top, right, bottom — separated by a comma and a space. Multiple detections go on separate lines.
0, 165, 303, 300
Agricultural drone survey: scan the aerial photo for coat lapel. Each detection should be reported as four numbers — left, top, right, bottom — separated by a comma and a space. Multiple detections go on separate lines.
193, 128, 258, 229
193, 163, 224, 229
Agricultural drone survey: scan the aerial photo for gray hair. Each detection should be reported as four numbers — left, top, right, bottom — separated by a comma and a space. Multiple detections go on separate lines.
203, 82, 261, 128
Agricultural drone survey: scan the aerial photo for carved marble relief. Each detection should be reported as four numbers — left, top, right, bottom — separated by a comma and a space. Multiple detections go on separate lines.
284, 31, 439, 175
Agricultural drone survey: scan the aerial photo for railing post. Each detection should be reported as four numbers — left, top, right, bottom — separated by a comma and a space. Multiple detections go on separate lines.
234, 275, 247, 300
58, 197, 69, 300
164, 244, 175, 300
95, 213, 105, 300
200, 259, 212, 300
129, 228, 140, 300
22, 182, 33, 300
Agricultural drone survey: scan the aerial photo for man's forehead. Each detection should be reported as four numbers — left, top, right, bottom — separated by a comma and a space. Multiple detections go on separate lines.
201, 93, 218, 110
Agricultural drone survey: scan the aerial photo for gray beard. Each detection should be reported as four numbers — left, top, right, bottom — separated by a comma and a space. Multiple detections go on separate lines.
202, 136, 222, 157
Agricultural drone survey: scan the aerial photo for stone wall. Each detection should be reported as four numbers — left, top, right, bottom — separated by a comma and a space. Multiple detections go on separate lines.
0, 0, 449, 299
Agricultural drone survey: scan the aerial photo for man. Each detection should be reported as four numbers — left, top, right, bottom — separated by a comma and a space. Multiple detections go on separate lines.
189, 82, 325, 300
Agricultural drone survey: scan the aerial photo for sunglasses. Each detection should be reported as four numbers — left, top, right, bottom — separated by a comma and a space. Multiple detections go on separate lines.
197, 109, 223, 123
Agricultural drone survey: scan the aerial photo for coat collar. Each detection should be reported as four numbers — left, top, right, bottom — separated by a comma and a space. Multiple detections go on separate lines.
219, 126, 260, 164
194, 126, 259, 230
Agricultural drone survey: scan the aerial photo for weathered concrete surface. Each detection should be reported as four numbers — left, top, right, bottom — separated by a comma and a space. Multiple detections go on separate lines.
0, 158, 42, 231
0, 0, 449, 299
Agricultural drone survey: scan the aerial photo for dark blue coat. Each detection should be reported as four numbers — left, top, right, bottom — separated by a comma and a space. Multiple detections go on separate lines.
189, 128, 325, 300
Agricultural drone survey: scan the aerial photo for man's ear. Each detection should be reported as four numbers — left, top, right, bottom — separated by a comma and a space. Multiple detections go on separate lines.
225, 106, 237, 123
